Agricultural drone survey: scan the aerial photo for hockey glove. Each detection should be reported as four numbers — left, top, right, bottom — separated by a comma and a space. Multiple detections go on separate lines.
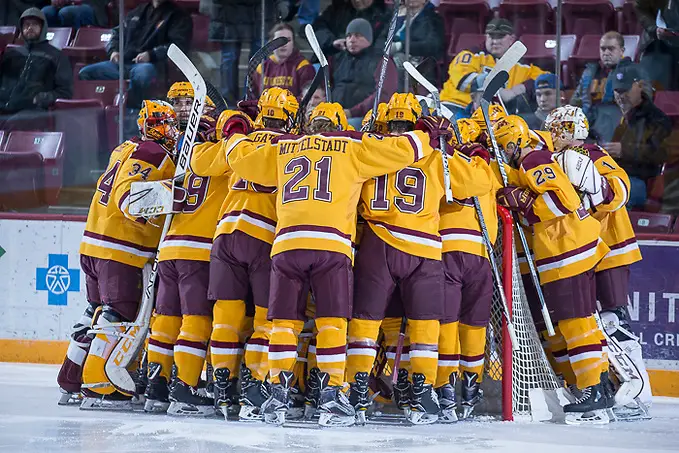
197, 114, 217, 143
585, 176, 615, 209
457, 143, 490, 164
414, 116, 453, 150
236, 99, 259, 121
222, 112, 254, 139
497, 186, 537, 216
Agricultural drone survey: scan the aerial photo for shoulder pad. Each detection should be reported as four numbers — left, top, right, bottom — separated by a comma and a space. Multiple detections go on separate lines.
130, 141, 170, 168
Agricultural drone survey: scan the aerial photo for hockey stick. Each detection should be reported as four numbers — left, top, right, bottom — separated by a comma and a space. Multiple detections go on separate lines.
104, 44, 207, 394
206, 80, 228, 113
391, 316, 407, 385
403, 61, 453, 204
480, 71, 556, 337
366, 0, 401, 132
295, 68, 325, 128
305, 25, 331, 103
244, 36, 290, 101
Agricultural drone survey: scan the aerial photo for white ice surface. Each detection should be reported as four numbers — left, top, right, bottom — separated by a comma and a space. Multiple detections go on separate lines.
1, 363, 678, 453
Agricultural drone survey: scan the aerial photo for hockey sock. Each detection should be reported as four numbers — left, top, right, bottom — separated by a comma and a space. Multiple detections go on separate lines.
243, 305, 271, 382
269, 319, 304, 384
592, 316, 610, 374
210, 299, 246, 374
408, 319, 440, 386
435, 321, 460, 388
175, 315, 212, 387
559, 316, 603, 390
459, 324, 486, 381
148, 314, 182, 381
545, 327, 577, 385
315, 317, 348, 387
383, 317, 411, 373
346, 318, 381, 383
82, 306, 129, 396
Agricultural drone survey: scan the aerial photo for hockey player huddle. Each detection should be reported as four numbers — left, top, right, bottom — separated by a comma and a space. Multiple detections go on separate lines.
55, 81, 652, 428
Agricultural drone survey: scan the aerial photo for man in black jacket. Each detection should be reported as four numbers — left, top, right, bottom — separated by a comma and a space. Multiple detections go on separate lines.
78, 0, 192, 108
0, 8, 72, 128
636, 0, 679, 90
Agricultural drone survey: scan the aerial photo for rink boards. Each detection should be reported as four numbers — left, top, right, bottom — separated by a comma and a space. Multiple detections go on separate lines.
0, 214, 678, 397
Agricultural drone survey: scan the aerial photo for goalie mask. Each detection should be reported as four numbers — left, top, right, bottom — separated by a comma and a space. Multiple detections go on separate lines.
361, 103, 388, 134
545, 105, 589, 150
216, 109, 255, 140
309, 102, 349, 131
258, 87, 299, 131
137, 100, 179, 154
471, 103, 506, 130
492, 115, 531, 167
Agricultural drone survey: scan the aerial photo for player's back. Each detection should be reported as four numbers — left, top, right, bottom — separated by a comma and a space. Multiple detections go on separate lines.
439, 192, 498, 258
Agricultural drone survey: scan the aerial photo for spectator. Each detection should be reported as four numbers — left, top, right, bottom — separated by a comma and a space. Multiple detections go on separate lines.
200, 0, 293, 106
570, 31, 646, 142
0, 8, 72, 129
636, 0, 679, 90
41, 0, 108, 30
440, 18, 547, 118
78, 0, 192, 109
298, 0, 320, 28
1, 0, 47, 26
521, 73, 560, 130
331, 18, 397, 129
608, 64, 671, 210
251, 23, 316, 98
312, 0, 391, 58
390, 0, 444, 89
300, 79, 327, 131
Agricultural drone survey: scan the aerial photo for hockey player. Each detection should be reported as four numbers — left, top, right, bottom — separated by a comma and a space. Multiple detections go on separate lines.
360, 103, 389, 134
491, 115, 612, 424
190, 87, 300, 421
166, 81, 217, 130
435, 117, 500, 421
346, 93, 494, 425
545, 106, 651, 419
61, 101, 178, 410
216, 101, 453, 427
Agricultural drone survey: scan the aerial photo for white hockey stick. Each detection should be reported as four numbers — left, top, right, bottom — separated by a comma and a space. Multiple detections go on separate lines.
403, 61, 453, 204
305, 24, 331, 103
103, 44, 207, 395
482, 41, 527, 92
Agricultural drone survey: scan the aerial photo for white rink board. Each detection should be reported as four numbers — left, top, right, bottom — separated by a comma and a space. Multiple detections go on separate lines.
0, 218, 87, 341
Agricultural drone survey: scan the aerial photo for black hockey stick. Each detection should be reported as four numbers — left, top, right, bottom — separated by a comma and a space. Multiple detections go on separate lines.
295, 68, 325, 128
206, 80, 228, 113
244, 36, 290, 101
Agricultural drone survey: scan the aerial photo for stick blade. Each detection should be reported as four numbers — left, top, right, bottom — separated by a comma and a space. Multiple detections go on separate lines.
403, 61, 438, 95
481, 41, 527, 91
482, 70, 509, 102
305, 24, 328, 67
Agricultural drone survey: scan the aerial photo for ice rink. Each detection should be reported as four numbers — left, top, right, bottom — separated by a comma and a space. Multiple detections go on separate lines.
1, 363, 677, 453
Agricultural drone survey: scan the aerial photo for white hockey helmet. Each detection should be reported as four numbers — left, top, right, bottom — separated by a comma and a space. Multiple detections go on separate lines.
544, 105, 589, 147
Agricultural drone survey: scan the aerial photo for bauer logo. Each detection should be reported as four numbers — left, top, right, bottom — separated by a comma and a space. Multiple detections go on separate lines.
36, 254, 80, 306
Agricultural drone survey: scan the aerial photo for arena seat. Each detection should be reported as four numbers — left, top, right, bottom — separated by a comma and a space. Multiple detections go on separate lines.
0, 26, 16, 52
15, 27, 73, 49
72, 79, 126, 106
654, 91, 679, 119
438, 0, 491, 40
3, 131, 65, 206
629, 211, 673, 233
521, 34, 577, 63
448, 33, 485, 58
0, 151, 43, 211
562, 0, 615, 35
191, 13, 220, 52
619, 0, 644, 34
499, 0, 554, 35
62, 27, 112, 64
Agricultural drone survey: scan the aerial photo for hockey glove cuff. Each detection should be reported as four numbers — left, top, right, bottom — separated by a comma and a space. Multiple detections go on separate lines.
414, 116, 453, 149
197, 114, 217, 143
236, 99, 259, 121
222, 113, 254, 139
457, 143, 490, 164
497, 185, 537, 216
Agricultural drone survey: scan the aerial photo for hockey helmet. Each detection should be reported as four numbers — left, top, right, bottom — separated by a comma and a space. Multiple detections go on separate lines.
385, 93, 422, 124
166, 81, 216, 108
137, 100, 179, 153
259, 87, 299, 128
492, 115, 531, 155
454, 118, 482, 144
216, 109, 255, 140
309, 102, 349, 131
361, 103, 389, 134
544, 105, 589, 150
471, 103, 506, 130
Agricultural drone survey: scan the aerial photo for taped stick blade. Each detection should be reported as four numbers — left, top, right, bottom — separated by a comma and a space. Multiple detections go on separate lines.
482, 70, 509, 102
481, 41, 527, 92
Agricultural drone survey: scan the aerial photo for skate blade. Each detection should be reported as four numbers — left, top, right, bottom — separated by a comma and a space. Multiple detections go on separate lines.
264, 410, 286, 425
287, 406, 305, 420
239, 405, 264, 422
612, 406, 652, 421
407, 411, 438, 425
131, 394, 146, 406
318, 412, 356, 427
439, 408, 458, 423
80, 397, 133, 411
460, 404, 475, 420
355, 410, 367, 426
143, 399, 170, 413
565, 409, 610, 425
58, 392, 83, 406
167, 401, 216, 417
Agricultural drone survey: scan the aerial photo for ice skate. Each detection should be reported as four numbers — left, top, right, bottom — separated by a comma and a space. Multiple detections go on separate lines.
80, 389, 133, 411
393, 368, 411, 416
564, 383, 610, 425
239, 367, 269, 422
131, 357, 148, 406
349, 372, 371, 425
261, 371, 294, 425
460, 371, 483, 419
304, 367, 321, 419
436, 373, 458, 423
58, 390, 82, 406
612, 401, 652, 421
600, 371, 616, 419
213, 367, 233, 418
407, 373, 439, 425
143, 362, 170, 413
167, 379, 216, 416
317, 372, 355, 427
288, 385, 305, 420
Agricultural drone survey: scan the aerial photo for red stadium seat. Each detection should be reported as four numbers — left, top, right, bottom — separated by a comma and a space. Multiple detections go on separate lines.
438, 0, 491, 39
0, 151, 43, 210
3, 131, 65, 205
499, 0, 554, 35
176, 0, 200, 13
191, 14, 220, 52
15, 27, 73, 49
619, 0, 643, 34
629, 211, 673, 233
567, 34, 601, 86
562, 0, 615, 35
0, 26, 16, 52
521, 34, 577, 63
62, 27, 112, 64
448, 33, 485, 58
73, 79, 127, 106
654, 91, 679, 119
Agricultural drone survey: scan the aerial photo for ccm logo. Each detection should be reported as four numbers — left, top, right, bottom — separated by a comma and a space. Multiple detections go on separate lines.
112, 325, 140, 366
139, 206, 163, 215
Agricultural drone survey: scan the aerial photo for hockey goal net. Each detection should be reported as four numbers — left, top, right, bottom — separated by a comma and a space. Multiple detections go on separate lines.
479, 206, 561, 421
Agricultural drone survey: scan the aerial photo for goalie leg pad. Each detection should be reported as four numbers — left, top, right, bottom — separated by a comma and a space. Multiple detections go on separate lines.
175, 315, 212, 388
148, 314, 182, 381
346, 318, 381, 383
408, 319, 440, 386
436, 321, 460, 389
315, 317, 349, 387
560, 316, 603, 390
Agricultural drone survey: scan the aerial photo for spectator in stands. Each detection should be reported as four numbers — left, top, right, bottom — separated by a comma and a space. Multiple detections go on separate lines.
521, 73, 560, 130
298, 0, 320, 28
570, 32, 647, 142
41, 0, 108, 30
390, 0, 444, 89
1, 0, 47, 27
78, 0, 192, 109
440, 18, 547, 118
0, 8, 72, 129
251, 23, 316, 98
300, 79, 326, 131
312, 0, 391, 58
608, 64, 671, 210
636, 0, 679, 90
201, 0, 294, 106
331, 17, 397, 129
